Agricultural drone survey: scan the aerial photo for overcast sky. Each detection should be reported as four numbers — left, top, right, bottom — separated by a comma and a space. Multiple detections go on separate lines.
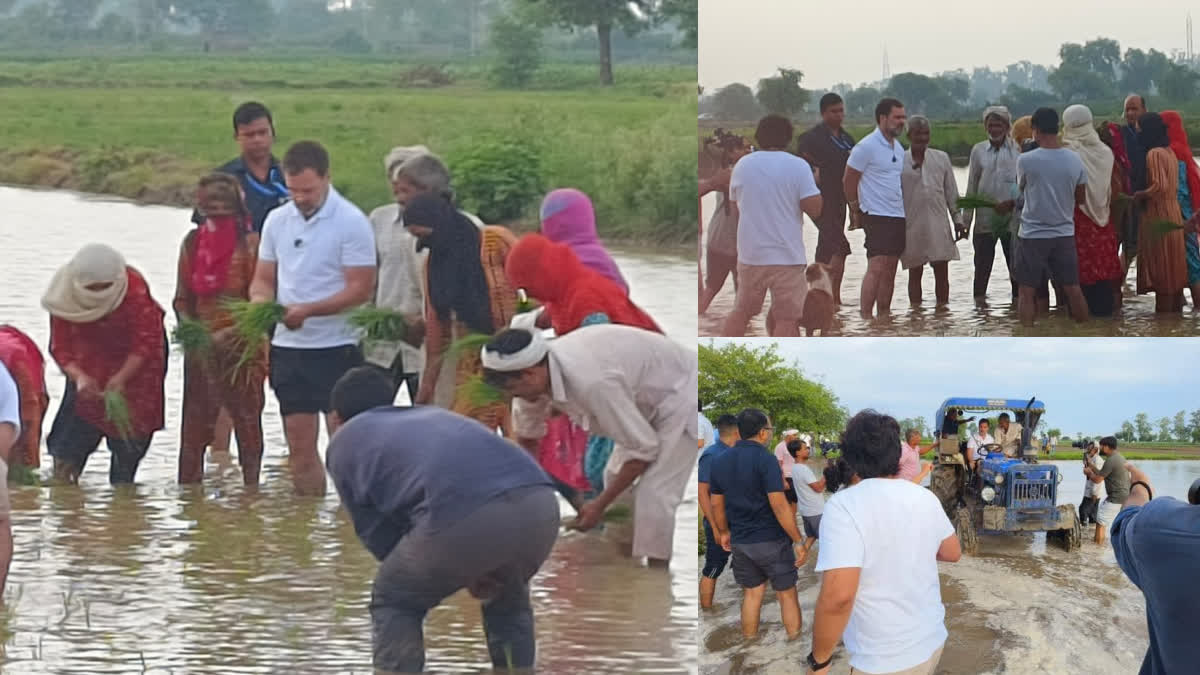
703, 338, 1200, 436
700, 0, 1195, 90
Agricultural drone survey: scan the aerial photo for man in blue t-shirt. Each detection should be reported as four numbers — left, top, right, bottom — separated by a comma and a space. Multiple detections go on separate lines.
698, 414, 739, 609
709, 408, 808, 639
1111, 463, 1200, 675
324, 367, 558, 674
1013, 106, 1091, 326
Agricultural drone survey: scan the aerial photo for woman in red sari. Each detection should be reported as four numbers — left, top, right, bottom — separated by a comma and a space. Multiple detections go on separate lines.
505, 233, 662, 505
0, 326, 50, 470
42, 244, 167, 484
174, 174, 267, 486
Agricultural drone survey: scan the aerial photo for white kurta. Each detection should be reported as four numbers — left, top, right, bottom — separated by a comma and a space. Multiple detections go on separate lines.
511, 324, 698, 561
366, 203, 427, 375
901, 148, 962, 270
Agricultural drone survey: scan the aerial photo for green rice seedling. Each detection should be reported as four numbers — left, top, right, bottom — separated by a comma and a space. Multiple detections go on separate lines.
462, 374, 506, 408
1149, 220, 1185, 237
956, 193, 1000, 211
604, 504, 633, 523
1114, 192, 1134, 204
348, 305, 407, 344
448, 332, 494, 358
7, 464, 40, 486
103, 390, 134, 440
170, 317, 211, 355
222, 299, 285, 378
989, 213, 1014, 241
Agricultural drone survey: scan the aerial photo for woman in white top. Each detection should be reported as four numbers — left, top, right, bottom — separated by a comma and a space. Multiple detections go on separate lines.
807, 410, 961, 675
900, 116, 963, 307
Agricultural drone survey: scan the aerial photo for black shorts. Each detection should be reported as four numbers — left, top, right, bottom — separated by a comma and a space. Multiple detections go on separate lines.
802, 514, 822, 539
783, 483, 798, 504
702, 518, 731, 579
731, 538, 797, 591
269, 344, 364, 416
814, 201, 851, 264
863, 214, 906, 258
1014, 235, 1079, 287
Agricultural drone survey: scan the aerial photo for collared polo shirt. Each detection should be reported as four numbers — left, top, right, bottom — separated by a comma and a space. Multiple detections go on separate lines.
846, 127, 906, 217
259, 185, 377, 349
192, 156, 291, 233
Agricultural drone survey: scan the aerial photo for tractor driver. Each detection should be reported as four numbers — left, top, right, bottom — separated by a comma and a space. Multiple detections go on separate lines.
994, 413, 1023, 457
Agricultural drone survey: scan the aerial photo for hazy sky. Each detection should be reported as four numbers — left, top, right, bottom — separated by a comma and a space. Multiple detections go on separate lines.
704, 338, 1199, 436
700, 0, 1195, 90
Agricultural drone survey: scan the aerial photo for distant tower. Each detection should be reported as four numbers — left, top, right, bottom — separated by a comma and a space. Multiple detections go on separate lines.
883, 46, 891, 80
1189, 13, 1194, 62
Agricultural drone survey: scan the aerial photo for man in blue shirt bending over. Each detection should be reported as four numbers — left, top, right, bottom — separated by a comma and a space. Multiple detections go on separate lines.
325, 366, 559, 674
1110, 462, 1200, 675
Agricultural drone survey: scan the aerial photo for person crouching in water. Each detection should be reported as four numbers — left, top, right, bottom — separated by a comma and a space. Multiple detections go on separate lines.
173, 173, 268, 486
325, 366, 559, 674
42, 244, 167, 484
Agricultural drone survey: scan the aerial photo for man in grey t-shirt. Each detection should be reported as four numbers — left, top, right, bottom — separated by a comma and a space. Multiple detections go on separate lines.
1013, 107, 1091, 326
1085, 436, 1130, 545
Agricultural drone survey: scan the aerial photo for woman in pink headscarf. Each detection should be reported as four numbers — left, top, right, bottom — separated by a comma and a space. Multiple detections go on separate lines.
538, 188, 629, 294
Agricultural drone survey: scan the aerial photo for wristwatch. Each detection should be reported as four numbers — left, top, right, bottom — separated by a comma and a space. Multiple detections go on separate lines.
807, 651, 833, 670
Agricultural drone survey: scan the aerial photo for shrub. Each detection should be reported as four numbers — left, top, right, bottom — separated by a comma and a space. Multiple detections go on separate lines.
488, 12, 543, 89
449, 137, 544, 224
331, 29, 372, 55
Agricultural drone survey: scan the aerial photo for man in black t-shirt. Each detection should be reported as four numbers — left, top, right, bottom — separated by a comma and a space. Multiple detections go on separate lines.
796, 93, 857, 305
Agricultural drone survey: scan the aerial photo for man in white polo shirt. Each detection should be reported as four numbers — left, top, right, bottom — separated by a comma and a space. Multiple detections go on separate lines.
721, 114, 823, 337
250, 140, 377, 496
844, 98, 908, 321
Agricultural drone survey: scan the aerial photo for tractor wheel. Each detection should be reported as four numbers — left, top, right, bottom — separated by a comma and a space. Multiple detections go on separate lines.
930, 465, 961, 518
954, 506, 978, 555
1058, 506, 1082, 552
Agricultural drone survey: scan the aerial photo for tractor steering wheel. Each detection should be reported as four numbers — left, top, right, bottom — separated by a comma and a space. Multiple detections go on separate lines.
980, 443, 1004, 458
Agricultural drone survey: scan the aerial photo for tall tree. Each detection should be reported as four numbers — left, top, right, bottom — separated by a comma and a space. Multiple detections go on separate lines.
658, 0, 695, 48
166, 0, 276, 40
844, 86, 881, 118
885, 72, 957, 117
698, 342, 846, 436
1156, 417, 1172, 442
710, 82, 761, 121
1117, 420, 1136, 442
519, 0, 652, 85
1173, 411, 1189, 442
48, 0, 104, 40
756, 68, 808, 118
1190, 409, 1200, 443
1135, 412, 1154, 442
1158, 63, 1200, 102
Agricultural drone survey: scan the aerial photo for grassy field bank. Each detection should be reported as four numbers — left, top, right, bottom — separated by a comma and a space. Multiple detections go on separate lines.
0, 58, 697, 244
703, 119, 1200, 167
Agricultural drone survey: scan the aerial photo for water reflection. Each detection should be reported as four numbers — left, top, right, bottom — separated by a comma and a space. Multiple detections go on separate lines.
0, 186, 697, 673
699, 171, 1200, 336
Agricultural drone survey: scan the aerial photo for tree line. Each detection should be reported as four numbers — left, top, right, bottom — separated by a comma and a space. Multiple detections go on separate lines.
0, 0, 696, 85
700, 36, 1200, 121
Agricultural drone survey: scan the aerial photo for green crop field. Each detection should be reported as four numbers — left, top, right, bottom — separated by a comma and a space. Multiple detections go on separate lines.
0, 58, 697, 244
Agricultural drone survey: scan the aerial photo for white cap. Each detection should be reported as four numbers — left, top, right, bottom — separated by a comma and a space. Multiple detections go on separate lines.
783, 429, 800, 437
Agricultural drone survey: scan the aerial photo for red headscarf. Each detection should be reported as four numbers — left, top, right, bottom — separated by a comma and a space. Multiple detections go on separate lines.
1162, 111, 1200, 214
0, 325, 47, 397
189, 215, 242, 296
505, 234, 661, 335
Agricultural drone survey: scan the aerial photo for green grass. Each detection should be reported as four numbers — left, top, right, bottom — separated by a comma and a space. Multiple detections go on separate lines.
0, 57, 696, 243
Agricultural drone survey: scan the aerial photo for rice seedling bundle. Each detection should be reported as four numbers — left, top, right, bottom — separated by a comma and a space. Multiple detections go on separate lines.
448, 332, 494, 358
956, 193, 1000, 211
1149, 220, 1184, 237
221, 299, 285, 378
104, 390, 135, 440
171, 317, 212, 355
348, 305, 407, 344
461, 373, 506, 408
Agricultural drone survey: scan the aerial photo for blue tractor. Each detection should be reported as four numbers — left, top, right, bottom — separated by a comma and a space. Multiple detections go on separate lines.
929, 397, 1081, 553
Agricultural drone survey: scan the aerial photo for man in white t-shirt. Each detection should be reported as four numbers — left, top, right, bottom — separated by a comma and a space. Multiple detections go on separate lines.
250, 140, 378, 496
721, 114, 823, 337
0, 362, 18, 597
789, 439, 826, 561
966, 418, 996, 471
806, 410, 961, 675
844, 98, 908, 321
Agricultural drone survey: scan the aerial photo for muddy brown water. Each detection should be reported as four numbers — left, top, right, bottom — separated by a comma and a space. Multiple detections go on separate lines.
699, 165, 1200, 336
699, 459, 1200, 674
1, 185, 699, 673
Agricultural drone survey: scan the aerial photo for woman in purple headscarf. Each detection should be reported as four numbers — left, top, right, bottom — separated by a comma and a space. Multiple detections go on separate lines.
538, 188, 629, 294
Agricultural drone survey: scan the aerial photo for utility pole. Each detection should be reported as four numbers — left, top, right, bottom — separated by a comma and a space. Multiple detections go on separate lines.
883, 46, 891, 81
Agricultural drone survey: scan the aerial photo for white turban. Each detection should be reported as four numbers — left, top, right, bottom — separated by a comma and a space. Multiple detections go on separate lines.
480, 329, 548, 371
983, 105, 1012, 126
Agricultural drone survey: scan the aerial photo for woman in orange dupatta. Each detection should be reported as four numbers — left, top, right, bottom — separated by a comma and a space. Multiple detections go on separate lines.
1134, 113, 1188, 313
1161, 111, 1200, 307
173, 174, 267, 485
0, 326, 49, 470
506, 233, 663, 505
404, 193, 518, 433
